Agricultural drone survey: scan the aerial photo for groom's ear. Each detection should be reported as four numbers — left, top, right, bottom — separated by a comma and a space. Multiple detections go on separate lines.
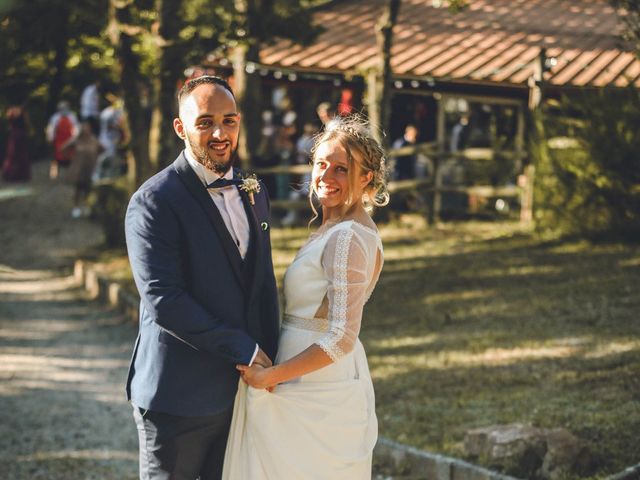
173, 117, 186, 140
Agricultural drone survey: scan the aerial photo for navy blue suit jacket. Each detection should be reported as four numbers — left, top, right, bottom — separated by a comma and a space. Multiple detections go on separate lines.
124, 152, 280, 416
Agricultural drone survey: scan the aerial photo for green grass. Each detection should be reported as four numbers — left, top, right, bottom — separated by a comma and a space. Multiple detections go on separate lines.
273, 216, 640, 477
98, 216, 640, 477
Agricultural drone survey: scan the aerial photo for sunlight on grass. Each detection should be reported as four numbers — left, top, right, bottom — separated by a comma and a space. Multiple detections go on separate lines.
425, 289, 496, 304
89, 215, 640, 477
15, 449, 137, 461
619, 256, 640, 268
473, 264, 564, 278
583, 340, 640, 359
369, 341, 585, 373
370, 334, 439, 349
360, 217, 640, 477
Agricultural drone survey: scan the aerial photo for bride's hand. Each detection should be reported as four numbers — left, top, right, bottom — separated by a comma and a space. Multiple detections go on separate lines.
236, 363, 277, 391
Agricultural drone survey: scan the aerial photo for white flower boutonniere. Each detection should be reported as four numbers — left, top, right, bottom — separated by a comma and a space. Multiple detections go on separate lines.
239, 174, 261, 205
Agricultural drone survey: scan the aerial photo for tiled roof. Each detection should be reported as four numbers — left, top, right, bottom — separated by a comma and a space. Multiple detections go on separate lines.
260, 0, 640, 88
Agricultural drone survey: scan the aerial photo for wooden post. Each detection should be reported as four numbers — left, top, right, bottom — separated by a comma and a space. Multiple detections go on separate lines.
523, 47, 548, 225
515, 105, 531, 223
429, 94, 446, 224
515, 105, 525, 172
368, 0, 401, 148
366, 69, 381, 144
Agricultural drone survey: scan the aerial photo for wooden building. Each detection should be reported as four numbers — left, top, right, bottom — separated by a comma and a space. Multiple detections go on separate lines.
204, 0, 639, 217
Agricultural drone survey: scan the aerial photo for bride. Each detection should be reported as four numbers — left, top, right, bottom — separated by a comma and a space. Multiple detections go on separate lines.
222, 114, 389, 479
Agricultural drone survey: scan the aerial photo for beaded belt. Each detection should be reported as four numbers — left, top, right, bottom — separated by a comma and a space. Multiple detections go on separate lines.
282, 314, 330, 332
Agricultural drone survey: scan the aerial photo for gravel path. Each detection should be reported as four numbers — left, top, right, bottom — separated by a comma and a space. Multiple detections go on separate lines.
0, 161, 138, 479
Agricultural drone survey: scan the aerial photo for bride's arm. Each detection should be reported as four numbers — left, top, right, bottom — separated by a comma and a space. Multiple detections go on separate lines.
239, 228, 371, 389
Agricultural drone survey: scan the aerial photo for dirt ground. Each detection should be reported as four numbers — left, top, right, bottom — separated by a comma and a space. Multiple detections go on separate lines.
0, 160, 138, 479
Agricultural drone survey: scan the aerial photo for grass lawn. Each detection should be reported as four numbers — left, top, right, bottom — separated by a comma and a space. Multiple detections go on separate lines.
271, 216, 640, 477
97, 216, 640, 477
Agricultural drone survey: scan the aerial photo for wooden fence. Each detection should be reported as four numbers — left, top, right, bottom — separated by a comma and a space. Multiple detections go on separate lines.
252, 142, 533, 224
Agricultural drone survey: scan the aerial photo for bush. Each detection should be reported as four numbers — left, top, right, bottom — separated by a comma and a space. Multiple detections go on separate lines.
89, 178, 131, 248
534, 88, 640, 240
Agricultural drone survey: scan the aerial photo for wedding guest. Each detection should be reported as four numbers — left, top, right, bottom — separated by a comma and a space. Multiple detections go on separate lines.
80, 80, 101, 136
281, 121, 316, 226
94, 94, 127, 181
2, 106, 31, 182
392, 124, 419, 180
46, 101, 79, 179
316, 101, 334, 127
66, 121, 101, 218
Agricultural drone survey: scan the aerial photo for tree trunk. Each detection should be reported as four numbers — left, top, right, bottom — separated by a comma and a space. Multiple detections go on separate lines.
369, 0, 400, 149
527, 48, 547, 226
149, 0, 184, 171
109, 0, 152, 188
233, 0, 263, 170
46, 6, 70, 116
233, 42, 262, 170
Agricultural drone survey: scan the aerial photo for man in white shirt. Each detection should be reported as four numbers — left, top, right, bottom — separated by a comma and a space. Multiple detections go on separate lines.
80, 81, 101, 135
124, 76, 280, 480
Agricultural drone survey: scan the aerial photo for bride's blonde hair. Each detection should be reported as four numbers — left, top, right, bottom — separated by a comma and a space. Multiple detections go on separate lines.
308, 114, 389, 222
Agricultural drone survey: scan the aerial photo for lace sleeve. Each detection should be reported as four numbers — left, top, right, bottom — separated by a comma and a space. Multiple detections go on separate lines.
315, 227, 372, 362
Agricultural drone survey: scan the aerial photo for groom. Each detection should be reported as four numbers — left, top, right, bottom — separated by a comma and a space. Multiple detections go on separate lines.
124, 75, 280, 479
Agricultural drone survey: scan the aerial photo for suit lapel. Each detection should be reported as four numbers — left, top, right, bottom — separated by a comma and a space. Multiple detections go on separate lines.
173, 153, 245, 288
238, 183, 266, 301
239, 185, 262, 285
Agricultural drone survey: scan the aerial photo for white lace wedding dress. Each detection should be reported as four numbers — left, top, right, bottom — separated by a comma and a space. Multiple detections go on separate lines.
222, 219, 383, 479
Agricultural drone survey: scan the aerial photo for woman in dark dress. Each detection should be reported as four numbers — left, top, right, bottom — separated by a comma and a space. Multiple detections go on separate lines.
2, 106, 31, 182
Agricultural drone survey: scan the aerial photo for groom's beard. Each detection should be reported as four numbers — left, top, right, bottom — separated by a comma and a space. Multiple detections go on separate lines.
187, 133, 238, 176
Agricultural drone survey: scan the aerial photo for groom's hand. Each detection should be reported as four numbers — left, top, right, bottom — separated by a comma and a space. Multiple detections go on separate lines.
236, 363, 276, 390
253, 348, 272, 368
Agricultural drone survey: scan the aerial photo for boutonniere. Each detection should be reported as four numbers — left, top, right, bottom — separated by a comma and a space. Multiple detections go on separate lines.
239, 174, 261, 205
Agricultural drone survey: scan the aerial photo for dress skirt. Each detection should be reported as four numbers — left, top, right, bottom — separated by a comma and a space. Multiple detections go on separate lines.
222, 321, 378, 479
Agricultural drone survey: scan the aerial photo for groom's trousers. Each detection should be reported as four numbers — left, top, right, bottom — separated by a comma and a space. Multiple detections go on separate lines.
132, 404, 233, 480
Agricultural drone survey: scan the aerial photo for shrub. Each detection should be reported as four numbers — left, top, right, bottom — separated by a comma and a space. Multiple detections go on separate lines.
89, 178, 131, 248
534, 88, 640, 239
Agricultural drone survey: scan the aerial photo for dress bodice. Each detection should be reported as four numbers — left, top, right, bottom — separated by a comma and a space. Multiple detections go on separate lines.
283, 220, 383, 362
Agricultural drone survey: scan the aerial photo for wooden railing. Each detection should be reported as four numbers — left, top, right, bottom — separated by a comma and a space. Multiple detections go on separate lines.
252, 142, 532, 222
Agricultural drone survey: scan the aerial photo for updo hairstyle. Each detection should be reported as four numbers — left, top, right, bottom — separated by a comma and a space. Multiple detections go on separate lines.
309, 114, 390, 214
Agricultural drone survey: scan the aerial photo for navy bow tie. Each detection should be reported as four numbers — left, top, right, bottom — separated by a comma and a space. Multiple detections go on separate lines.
207, 178, 243, 189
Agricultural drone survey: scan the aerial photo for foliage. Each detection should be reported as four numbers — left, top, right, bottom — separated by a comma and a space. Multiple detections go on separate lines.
611, 0, 640, 55
0, 0, 112, 155
1, 0, 320, 170
225, 0, 321, 48
447, 0, 469, 13
89, 178, 130, 248
217, 0, 322, 163
534, 89, 640, 239
0, 0, 109, 98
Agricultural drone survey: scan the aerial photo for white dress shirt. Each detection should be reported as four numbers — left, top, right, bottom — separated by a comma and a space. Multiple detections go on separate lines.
184, 151, 250, 259
184, 151, 259, 365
